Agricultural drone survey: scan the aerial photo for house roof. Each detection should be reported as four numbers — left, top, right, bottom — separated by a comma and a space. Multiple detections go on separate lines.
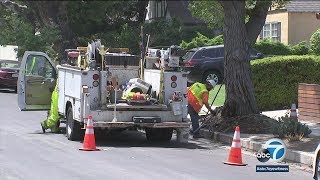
286, 0, 320, 12
166, 0, 205, 26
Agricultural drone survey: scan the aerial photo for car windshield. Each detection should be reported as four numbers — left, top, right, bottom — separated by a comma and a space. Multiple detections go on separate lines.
0, 61, 20, 69
182, 51, 195, 61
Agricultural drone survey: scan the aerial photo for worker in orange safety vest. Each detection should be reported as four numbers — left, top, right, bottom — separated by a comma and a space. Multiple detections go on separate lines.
187, 80, 216, 138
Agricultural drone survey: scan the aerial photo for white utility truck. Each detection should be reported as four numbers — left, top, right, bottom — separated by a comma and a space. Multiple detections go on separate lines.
17, 41, 190, 142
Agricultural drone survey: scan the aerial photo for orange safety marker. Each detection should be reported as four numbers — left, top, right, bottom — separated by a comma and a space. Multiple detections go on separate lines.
290, 103, 298, 120
224, 126, 247, 166
79, 115, 100, 151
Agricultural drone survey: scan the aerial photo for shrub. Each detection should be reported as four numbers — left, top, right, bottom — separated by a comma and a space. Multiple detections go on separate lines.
251, 55, 320, 111
310, 29, 320, 55
290, 41, 309, 55
272, 115, 312, 141
254, 39, 291, 55
180, 33, 223, 50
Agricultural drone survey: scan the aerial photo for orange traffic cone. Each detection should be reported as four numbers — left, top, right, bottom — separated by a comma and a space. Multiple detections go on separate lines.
224, 126, 247, 166
79, 115, 100, 151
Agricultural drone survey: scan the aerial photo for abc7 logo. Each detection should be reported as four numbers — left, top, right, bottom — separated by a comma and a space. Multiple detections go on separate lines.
256, 138, 286, 163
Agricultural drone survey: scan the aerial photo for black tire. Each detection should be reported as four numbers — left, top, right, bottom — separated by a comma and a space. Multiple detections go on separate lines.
315, 153, 320, 180
145, 128, 173, 142
66, 106, 83, 141
203, 71, 221, 84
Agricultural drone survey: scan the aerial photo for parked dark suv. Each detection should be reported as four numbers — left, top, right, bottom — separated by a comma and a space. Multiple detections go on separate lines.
182, 45, 263, 84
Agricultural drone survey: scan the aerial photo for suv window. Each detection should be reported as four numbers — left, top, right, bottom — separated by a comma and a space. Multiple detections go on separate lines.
203, 47, 224, 58
182, 51, 195, 61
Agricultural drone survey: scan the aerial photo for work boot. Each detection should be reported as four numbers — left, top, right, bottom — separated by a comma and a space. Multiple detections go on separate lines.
40, 122, 46, 133
50, 125, 61, 133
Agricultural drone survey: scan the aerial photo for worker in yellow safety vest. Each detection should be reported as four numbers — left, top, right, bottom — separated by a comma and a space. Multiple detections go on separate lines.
40, 80, 60, 133
187, 80, 216, 138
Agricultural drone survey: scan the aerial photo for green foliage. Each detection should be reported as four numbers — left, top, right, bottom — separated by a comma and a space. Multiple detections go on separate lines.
310, 29, 320, 55
88, 23, 140, 55
251, 55, 320, 111
144, 19, 212, 49
290, 41, 309, 55
180, 33, 223, 50
189, 1, 223, 29
273, 115, 312, 140
0, 11, 62, 61
254, 39, 291, 55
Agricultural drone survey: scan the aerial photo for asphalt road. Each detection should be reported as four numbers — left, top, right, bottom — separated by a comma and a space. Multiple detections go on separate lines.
0, 90, 312, 180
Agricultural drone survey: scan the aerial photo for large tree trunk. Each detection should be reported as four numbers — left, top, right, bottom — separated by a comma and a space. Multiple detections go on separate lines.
219, 1, 259, 117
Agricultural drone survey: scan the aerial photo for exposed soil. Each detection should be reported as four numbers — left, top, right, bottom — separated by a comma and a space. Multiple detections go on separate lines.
202, 107, 319, 153
202, 107, 279, 134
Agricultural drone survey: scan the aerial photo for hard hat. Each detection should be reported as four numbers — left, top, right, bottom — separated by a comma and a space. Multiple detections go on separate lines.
207, 79, 217, 88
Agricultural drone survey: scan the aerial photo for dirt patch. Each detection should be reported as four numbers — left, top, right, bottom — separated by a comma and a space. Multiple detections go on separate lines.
203, 107, 318, 153
203, 107, 279, 134
283, 136, 320, 153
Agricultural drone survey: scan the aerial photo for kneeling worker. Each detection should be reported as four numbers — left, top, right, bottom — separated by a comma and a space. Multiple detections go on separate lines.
187, 80, 216, 138
40, 81, 60, 133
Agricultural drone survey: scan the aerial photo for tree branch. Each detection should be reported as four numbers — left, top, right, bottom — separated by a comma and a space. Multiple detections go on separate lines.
245, 0, 272, 46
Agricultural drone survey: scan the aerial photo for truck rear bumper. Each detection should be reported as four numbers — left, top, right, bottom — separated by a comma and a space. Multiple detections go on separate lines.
93, 122, 190, 128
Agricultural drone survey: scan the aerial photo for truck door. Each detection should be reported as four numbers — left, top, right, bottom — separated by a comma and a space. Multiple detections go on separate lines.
18, 51, 57, 111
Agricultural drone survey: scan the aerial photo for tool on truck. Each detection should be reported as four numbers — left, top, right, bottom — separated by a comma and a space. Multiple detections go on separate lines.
17, 40, 190, 143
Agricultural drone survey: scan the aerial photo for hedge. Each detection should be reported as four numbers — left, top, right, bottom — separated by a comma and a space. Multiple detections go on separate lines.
251, 55, 320, 111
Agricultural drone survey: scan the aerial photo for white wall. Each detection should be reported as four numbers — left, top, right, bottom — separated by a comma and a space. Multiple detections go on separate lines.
0, 45, 18, 61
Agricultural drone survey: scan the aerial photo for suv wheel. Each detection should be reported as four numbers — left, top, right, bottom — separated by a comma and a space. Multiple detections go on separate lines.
203, 71, 221, 84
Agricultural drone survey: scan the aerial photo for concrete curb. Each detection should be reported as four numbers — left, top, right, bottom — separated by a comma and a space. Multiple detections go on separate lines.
200, 129, 314, 166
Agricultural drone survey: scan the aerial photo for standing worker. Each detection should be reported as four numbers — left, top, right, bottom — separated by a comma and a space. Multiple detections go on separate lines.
187, 80, 216, 138
40, 80, 60, 133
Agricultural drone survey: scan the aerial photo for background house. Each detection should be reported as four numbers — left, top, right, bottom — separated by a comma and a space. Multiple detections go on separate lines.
259, 0, 320, 45
145, 0, 205, 27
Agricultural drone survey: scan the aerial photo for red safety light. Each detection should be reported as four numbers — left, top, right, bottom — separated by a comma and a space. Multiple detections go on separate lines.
171, 75, 177, 81
93, 74, 99, 80
184, 61, 194, 67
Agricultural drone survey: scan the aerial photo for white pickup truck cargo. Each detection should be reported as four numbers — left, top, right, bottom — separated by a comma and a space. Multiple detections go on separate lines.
17, 48, 190, 143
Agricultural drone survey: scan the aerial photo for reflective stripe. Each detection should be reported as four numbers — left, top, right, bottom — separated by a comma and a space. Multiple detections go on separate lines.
87, 119, 94, 126
85, 128, 94, 134
233, 131, 240, 140
232, 142, 241, 148
233, 139, 240, 143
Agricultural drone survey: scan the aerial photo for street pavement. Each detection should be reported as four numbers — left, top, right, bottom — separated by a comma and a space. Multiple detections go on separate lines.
0, 89, 312, 180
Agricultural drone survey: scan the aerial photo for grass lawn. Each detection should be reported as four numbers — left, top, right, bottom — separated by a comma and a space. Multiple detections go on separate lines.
208, 84, 225, 107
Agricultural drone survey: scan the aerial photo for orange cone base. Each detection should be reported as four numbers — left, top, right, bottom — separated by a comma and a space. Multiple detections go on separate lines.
223, 161, 247, 166
79, 147, 100, 151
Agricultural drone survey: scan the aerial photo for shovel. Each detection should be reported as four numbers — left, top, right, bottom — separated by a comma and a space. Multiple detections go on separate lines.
192, 84, 223, 135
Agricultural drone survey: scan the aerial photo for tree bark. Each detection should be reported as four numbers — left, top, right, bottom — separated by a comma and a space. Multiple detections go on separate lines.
246, 1, 272, 45
219, 0, 259, 117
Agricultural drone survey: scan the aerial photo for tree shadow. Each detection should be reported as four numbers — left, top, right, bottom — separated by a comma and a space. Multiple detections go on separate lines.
93, 130, 214, 150
28, 128, 217, 150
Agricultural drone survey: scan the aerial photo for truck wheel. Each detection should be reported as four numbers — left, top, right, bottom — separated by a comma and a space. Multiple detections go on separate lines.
145, 128, 173, 142
66, 107, 83, 141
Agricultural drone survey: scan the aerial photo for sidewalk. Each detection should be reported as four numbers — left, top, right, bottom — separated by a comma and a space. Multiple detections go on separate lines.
197, 107, 320, 166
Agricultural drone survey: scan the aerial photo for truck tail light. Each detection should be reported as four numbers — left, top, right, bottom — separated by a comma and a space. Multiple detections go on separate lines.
184, 61, 194, 67
171, 82, 177, 88
93, 74, 99, 80
171, 75, 177, 81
